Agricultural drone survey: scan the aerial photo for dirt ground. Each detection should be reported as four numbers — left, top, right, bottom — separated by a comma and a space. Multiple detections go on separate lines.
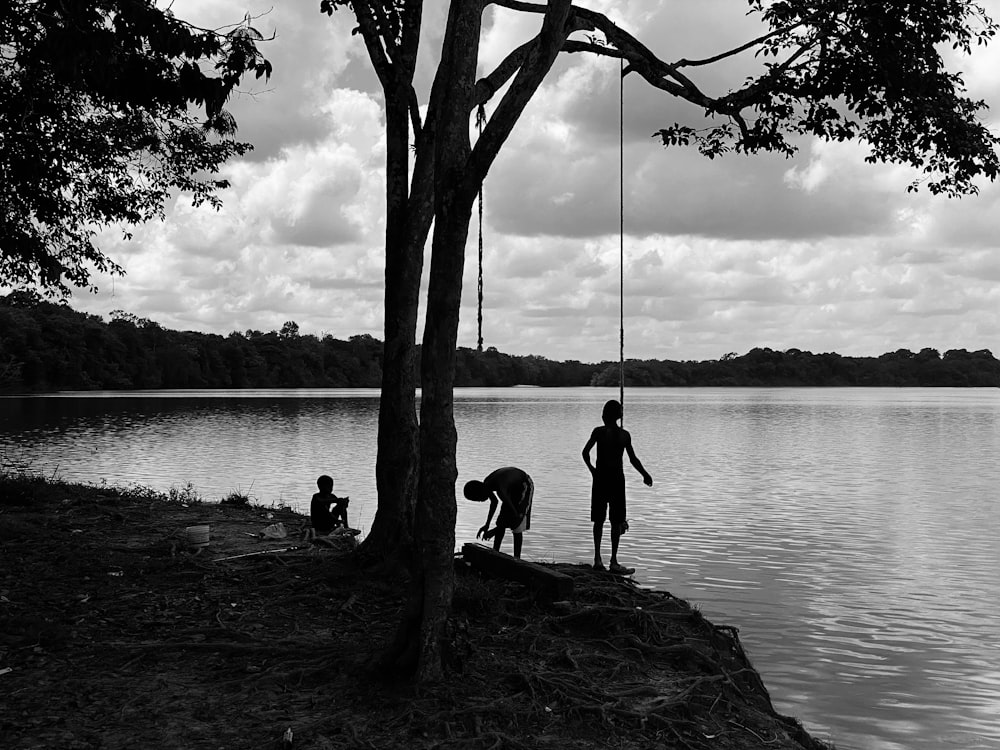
0, 474, 831, 750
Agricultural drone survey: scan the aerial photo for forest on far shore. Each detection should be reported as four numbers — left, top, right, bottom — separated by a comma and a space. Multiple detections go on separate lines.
1, 291, 999, 392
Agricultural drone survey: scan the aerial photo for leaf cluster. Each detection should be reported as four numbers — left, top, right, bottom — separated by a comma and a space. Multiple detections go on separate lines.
0, 0, 272, 295
654, 0, 1000, 194
468, 1, 998, 194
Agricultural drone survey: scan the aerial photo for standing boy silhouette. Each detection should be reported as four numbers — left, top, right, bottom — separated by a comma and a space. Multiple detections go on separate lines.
582, 399, 652, 574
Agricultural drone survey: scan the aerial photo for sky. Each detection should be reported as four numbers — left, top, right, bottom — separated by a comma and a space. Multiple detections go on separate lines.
67, 0, 1000, 363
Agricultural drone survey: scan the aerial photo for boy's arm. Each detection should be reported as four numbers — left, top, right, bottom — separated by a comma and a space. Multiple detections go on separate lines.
625, 433, 653, 486
582, 429, 598, 473
477, 496, 499, 539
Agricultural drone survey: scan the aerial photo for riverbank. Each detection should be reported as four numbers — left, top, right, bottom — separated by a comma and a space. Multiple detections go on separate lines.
1, 474, 831, 750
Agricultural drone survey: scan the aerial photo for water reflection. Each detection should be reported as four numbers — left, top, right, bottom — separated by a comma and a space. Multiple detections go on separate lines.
1, 391, 382, 519
2, 387, 1000, 750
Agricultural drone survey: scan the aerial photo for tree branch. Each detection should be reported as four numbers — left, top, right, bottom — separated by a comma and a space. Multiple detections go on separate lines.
369, 2, 399, 58
474, 38, 535, 106
488, 0, 547, 12
561, 39, 622, 59
400, 3, 425, 134
673, 15, 817, 68
570, 7, 708, 106
352, 4, 395, 93
469, 0, 574, 187
487, 3, 822, 124
480, 0, 999, 191
714, 36, 820, 114
487, 2, 747, 112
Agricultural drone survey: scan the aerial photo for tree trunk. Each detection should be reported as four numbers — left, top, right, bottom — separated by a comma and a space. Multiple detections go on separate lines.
362, 94, 421, 563
373, 192, 474, 678
378, 0, 482, 680
412, 203, 475, 679
348, 2, 432, 566
377, 0, 573, 678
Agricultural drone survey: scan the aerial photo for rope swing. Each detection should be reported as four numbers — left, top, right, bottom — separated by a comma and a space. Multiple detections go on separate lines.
476, 103, 487, 353
619, 55, 626, 421
473, 65, 625, 396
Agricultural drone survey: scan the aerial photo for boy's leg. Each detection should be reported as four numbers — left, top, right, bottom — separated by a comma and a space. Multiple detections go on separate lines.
609, 493, 627, 568
610, 525, 621, 566
492, 527, 506, 553
513, 532, 523, 560
608, 521, 634, 574
592, 523, 604, 569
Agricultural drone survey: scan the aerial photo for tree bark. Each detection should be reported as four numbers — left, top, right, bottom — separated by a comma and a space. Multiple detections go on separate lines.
355, 3, 432, 565
363, 93, 421, 563
380, 0, 574, 679
384, 0, 484, 680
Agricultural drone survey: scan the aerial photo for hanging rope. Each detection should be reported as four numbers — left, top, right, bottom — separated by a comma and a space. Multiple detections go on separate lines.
619, 56, 625, 422
476, 104, 487, 353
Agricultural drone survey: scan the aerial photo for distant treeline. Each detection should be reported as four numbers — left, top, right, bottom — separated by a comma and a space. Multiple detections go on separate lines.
1, 291, 999, 392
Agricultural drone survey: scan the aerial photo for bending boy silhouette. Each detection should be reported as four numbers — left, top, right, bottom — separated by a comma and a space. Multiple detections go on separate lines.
582, 399, 652, 574
463, 466, 534, 560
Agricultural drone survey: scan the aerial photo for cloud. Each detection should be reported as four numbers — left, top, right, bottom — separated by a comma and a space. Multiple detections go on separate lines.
62, 0, 1000, 364
170, 0, 364, 161
78, 84, 387, 337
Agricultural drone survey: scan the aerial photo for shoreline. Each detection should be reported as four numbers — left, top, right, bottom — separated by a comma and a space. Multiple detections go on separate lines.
1, 473, 832, 750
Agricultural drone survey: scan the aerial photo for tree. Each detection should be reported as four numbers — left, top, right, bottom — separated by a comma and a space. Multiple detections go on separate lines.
322, 0, 1000, 680
278, 321, 301, 339
0, 0, 271, 295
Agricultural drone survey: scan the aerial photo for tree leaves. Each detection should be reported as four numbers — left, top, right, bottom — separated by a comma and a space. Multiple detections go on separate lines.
572, 0, 997, 196
713, 0, 1000, 194
0, 0, 272, 295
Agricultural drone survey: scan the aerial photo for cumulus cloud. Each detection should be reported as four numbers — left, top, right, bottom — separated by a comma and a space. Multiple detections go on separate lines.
67, 0, 1000, 363
78, 85, 387, 337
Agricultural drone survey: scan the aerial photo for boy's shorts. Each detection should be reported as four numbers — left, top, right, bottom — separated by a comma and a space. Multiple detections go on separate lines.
591, 473, 626, 525
496, 476, 533, 533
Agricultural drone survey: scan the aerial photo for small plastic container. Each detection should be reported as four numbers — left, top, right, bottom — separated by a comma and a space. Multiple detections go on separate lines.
185, 525, 210, 548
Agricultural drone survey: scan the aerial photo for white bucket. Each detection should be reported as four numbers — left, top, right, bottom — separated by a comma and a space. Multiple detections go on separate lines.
185, 525, 210, 548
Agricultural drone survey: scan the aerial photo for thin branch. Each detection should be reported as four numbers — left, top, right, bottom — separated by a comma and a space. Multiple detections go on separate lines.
673, 15, 817, 68
176, 8, 276, 38
715, 37, 820, 113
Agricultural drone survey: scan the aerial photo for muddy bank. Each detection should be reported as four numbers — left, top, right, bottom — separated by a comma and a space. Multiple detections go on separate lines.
0, 475, 831, 750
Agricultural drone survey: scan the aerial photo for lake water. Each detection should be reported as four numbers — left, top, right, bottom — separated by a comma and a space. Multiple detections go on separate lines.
2, 387, 999, 750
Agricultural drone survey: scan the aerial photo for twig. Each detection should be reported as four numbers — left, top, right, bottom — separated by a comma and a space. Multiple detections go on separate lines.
213, 546, 306, 562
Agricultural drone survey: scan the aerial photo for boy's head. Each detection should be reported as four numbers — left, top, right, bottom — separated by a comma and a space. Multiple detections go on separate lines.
317, 474, 334, 493
602, 399, 622, 424
463, 480, 489, 502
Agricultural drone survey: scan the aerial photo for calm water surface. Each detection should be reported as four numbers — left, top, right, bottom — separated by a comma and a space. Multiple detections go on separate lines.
2, 387, 999, 750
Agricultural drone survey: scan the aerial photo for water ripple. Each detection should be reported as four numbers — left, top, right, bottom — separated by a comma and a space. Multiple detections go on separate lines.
3, 387, 1000, 750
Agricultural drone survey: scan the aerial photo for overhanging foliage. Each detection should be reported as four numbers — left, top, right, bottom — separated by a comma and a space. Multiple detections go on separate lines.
0, 0, 271, 294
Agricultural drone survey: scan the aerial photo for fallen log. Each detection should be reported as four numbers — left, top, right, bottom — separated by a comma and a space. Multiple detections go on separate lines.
461, 543, 574, 600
